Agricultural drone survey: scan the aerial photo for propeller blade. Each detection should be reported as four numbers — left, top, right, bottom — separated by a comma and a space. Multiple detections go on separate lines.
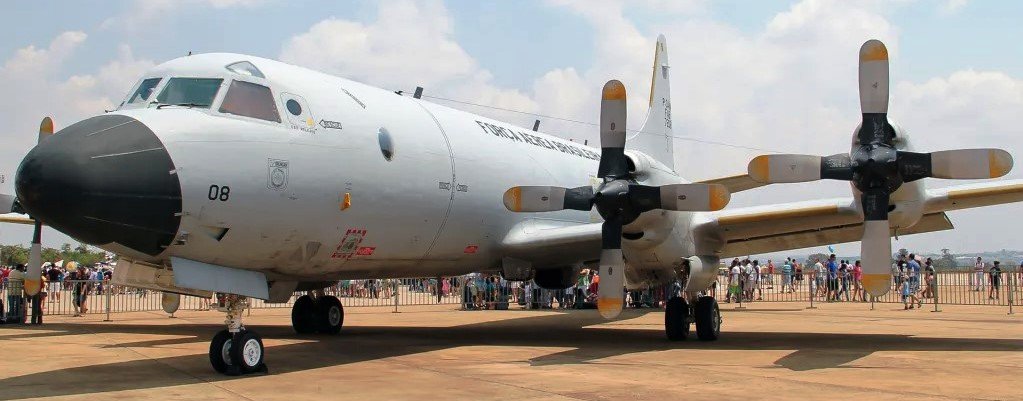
858, 40, 894, 146
503, 186, 593, 212
899, 149, 1013, 182
38, 116, 54, 144
748, 154, 821, 183
748, 154, 853, 183
597, 80, 629, 179
23, 116, 53, 297
597, 217, 625, 319
639, 183, 730, 212
24, 221, 43, 296
859, 190, 892, 297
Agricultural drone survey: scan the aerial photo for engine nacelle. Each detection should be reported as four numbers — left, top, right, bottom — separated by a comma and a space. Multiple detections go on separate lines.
624, 255, 719, 291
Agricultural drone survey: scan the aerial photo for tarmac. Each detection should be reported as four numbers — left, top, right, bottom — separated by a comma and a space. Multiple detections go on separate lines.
0, 302, 1020, 400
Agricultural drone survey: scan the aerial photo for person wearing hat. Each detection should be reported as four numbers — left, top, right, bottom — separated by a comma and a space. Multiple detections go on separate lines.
988, 261, 1002, 300
6, 265, 26, 323
71, 265, 91, 316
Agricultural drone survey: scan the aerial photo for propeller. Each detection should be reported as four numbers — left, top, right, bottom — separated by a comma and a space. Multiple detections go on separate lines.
503, 80, 731, 319
746, 40, 1013, 297
22, 117, 53, 297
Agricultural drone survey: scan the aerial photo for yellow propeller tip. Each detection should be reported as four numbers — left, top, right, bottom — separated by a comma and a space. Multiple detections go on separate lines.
597, 298, 623, 319
602, 80, 626, 100
748, 155, 770, 183
708, 184, 730, 211
860, 39, 889, 62
39, 117, 54, 135
988, 149, 1013, 178
503, 187, 522, 212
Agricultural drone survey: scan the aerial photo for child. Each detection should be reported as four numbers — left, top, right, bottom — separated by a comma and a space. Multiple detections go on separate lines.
901, 273, 912, 309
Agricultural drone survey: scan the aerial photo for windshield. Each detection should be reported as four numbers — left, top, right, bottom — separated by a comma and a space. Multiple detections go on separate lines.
155, 78, 223, 108
219, 80, 280, 122
127, 78, 162, 104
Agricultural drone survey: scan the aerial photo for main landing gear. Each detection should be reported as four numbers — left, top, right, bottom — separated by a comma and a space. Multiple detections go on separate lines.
291, 293, 345, 334
664, 296, 721, 342
207, 292, 345, 375
209, 294, 268, 375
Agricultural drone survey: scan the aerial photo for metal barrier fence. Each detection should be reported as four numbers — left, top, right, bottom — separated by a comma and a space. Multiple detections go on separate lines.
1, 269, 1019, 322
712, 268, 1021, 313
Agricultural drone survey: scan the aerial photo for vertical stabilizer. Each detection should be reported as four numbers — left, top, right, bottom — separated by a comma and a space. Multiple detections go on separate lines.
632, 34, 674, 170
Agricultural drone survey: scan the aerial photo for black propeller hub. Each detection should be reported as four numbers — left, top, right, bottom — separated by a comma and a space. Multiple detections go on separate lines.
594, 179, 639, 223
851, 144, 902, 193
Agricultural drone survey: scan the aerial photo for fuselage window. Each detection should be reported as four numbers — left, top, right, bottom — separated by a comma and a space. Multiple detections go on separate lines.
286, 99, 302, 116
156, 78, 223, 108
219, 80, 281, 123
128, 78, 162, 104
378, 128, 394, 161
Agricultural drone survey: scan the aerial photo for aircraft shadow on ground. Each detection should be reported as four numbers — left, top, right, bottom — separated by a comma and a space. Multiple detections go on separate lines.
1, 310, 1019, 400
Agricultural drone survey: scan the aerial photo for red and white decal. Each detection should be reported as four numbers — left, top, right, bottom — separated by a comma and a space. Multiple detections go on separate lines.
355, 246, 375, 256
331, 228, 367, 259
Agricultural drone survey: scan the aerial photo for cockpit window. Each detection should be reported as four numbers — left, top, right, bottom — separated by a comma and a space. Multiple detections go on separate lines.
225, 61, 265, 79
219, 80, 280, 123
155, 78, 223, 108
128, 78, 162, 104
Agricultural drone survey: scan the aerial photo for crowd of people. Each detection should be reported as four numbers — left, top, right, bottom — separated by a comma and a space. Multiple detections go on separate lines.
718, 254, 1022, 309
1, 262, 113, 323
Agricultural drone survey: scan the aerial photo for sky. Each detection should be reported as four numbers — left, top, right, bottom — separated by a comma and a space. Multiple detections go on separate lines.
1, 0, 1021, 257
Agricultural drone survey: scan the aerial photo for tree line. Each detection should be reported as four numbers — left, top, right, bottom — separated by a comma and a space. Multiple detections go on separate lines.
0, 243, 110, 267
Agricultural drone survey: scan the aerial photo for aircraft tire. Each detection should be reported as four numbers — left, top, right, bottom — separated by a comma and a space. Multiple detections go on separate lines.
315, 296, 344, 334
229, 330, 266, 374
291, 295, 316, 334
695, 297, 721, 341
664, 297, 690, 341
209, 329, 234, 374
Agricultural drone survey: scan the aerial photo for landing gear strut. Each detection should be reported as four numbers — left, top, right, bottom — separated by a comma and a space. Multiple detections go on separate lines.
291, 293, 344, 335
664, 295, 721, 341
208, 294, 267, 375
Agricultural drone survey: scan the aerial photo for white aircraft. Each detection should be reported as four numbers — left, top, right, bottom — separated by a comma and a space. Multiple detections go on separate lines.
5, 36, 1022, 375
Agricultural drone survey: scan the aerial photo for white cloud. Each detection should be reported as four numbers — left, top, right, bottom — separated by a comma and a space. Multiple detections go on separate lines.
102, 0, 273, 31
0, 33, 154, 190
939, 0, 969, 15
279, 0, 539, 122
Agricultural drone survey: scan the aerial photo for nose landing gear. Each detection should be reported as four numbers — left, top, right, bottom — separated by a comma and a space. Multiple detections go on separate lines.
208, 294, 268, 375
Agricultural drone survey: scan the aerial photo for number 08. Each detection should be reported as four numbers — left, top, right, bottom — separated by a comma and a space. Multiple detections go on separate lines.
208, 185, 230, 201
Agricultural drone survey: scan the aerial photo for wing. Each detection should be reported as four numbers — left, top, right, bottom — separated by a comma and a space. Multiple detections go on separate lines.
696, 174, 766, 194
708, 179, 1023, 258
923, 180, 1023, 213
500, 220, 602, 266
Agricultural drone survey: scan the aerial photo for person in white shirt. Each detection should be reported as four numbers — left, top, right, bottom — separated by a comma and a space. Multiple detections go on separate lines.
727, 259, 741, 303
974, 257, 986, 292
813, 259, 826, 298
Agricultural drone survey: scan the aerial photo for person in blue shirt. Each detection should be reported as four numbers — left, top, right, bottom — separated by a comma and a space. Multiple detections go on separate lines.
826, 254, 839, 301
907, 253, 921, 294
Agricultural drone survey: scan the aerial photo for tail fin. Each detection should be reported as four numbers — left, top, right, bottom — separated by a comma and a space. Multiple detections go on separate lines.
631, 34, 674, 170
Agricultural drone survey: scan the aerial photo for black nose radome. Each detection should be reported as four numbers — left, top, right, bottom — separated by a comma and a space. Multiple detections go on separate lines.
15, 114, 182, 256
